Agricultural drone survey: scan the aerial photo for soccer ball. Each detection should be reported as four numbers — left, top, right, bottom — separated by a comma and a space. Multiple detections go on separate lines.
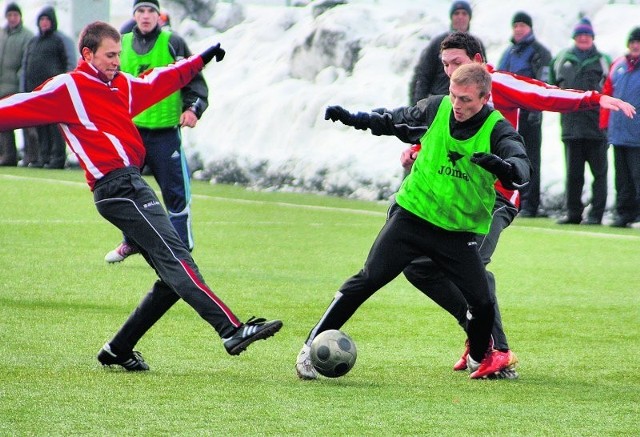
310, 329, 357, 378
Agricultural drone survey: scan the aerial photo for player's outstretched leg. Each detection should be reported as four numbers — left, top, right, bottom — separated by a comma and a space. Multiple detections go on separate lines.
223, 317, 283, 356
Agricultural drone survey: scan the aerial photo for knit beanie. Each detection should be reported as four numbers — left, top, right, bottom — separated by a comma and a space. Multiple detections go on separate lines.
628, 27, 640, 44
5, 2, 21, 16
133, 0, 160, 13
512, 11, 533, 28
573, 18, 594, 38
450, 1, 472, 18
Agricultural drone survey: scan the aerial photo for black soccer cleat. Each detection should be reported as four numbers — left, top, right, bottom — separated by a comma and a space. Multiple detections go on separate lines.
223, 317, 283, 356
97, 343, 150, 371
487, 367, 519, 380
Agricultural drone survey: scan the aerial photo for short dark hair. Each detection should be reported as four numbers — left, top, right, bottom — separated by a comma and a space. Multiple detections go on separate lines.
78, 21, 121, 56
441, 32, 484, 62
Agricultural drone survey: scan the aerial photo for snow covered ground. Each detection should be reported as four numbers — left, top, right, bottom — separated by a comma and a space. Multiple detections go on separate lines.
11, 0, 640, 205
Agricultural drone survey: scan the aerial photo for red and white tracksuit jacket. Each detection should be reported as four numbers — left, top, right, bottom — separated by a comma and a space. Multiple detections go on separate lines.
0, 56, 205, 190
487, 64, 604, 208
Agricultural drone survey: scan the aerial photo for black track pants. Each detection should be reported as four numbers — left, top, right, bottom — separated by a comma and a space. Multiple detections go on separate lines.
93, 167, 241, 351
305, 205, 495, 362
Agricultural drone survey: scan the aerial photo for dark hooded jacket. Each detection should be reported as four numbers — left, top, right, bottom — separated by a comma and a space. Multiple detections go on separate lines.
21, 6, 70, 92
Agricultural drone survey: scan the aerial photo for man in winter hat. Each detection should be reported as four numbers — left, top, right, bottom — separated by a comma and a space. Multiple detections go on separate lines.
511, 11, 532, 29
408, 0, 485, 104
550, 17, 612, 225
573, 17, 595, 38
21, 5, 74, 169
0, 2, 33, 166
627, 27, 640, 44
133, 0, 160, 13
498, 11, 552, 218
600, 27, 640, 227
450, 0, 472, 20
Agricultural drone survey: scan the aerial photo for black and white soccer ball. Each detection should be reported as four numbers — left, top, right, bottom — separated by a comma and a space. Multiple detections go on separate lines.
310, 329, 357, 378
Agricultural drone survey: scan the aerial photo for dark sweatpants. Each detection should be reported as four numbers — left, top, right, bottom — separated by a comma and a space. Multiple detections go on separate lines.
304, 204, 495, 363
563, 138, 608, 223
613, 145, 640, 224
518, 112, 543, 215
402, 195, 518, 351
93, 167, 241, 353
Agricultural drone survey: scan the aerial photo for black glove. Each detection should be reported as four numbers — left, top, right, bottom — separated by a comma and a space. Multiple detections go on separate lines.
200, 43, 225, 65
471, 152, 513, 185
324, 105, 370, 130
325, 105, 351, 123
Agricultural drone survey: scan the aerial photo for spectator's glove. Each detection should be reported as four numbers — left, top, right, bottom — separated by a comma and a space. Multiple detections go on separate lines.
200, 43, 226, 65
324, 105, 370, 130
471, 152, 513, 186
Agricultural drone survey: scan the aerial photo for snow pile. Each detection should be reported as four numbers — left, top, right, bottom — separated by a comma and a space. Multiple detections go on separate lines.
13, 0, 640, 203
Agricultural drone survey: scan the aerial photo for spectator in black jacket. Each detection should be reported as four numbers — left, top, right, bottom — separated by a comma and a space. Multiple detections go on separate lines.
550, 18, 611, 225
22, 5, 72, 169
498, 11, 552, 218
408, 0, 486, 105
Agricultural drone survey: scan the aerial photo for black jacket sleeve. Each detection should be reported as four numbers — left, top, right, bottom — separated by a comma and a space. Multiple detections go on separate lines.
489, 119, 531, 188
168, 33, 209, 118
369, 96, 443, 144
409, 35, 445, 104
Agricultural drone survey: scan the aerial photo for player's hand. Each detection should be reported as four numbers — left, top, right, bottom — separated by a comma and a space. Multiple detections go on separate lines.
324, 105, 352, 123
180, 110, 198, 128
600, 95, 636, 119
471, 152, 513, 182
400, 144, 421, 171
324, 106, 370, 130
200, 43, 226, 65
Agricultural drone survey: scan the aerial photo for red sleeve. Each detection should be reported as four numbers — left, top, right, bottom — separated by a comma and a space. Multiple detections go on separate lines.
127, 55, 205, 117
0, 75, 76, 130
599, 67, 614, 129
491, 69, 602, 115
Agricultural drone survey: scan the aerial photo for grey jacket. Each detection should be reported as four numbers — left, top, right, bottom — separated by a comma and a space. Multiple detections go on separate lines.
0, 22, 33, 97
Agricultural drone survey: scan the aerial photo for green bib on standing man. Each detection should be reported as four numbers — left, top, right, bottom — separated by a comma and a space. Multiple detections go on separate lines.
105, 0, 209, 262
